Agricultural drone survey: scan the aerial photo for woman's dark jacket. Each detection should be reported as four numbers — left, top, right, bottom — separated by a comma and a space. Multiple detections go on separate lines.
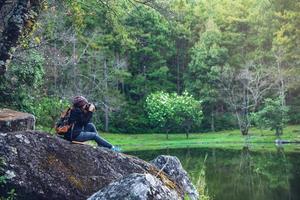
64, 107, 93, 140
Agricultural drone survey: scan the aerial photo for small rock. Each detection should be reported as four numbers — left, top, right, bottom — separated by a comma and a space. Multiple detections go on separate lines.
0, 109, 35, 132
15, 134, 23, 139
5, 170, 16, 179
15, 134, 30, 144
9, 147, 18, 155
24, 138, 30, 144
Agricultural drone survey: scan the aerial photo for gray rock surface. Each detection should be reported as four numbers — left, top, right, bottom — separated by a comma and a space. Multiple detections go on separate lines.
0, 131, 183, 200
0, 109, 35, 132
88, 173, 182, 200
151, 155, 199, 200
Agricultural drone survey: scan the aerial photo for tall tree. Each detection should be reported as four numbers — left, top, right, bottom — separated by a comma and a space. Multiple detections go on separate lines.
124, 6, 176, 101
185, 19, 228, 132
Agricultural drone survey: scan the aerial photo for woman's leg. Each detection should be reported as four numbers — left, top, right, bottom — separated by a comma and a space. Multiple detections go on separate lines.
94, 134, 113, 148
84, 123, 97, 132
74, 131, 113, 149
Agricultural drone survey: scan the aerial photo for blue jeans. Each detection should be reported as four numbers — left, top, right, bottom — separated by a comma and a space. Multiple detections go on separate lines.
74, 123, 113, 149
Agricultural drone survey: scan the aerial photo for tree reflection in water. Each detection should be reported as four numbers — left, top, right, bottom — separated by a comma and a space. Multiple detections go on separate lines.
128, 145, 300, 200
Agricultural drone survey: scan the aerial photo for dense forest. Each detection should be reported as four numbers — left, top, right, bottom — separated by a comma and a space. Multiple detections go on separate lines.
0, 0, 299, 134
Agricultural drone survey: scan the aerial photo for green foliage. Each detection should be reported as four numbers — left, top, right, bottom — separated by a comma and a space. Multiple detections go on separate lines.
29, 97, 69, 133
273, 1, 300, 63
201, 111, 237, 132
185, 20, 229, 132
146, 91, 174, 130
251, 98, 289, 136
195, 154, 211, 200
0, 189, 17, 200
10, 50, 44, 88
146, 91, 203, 136
124, 6, 176, 100
286, 91, 300, 124
110, 104, 153, 133
186, 24, 228, 101
0, 49, 45, 111
171, 91, 203, 133
0, 158, 5, 186
1, 0, 299, 134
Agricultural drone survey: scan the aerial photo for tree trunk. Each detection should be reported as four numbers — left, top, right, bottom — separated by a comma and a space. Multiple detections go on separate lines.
176, 49, 180, 94
0, 0, 43, 75
211, 110, 215, 132
275, 49, 286, 107
103, 59, 109, 132
72, 33, 78, 93
275, 127, 283, 136
185, 123, 191, 139
104, 104, 109, 132
242, 82, 249, 135
241, 125, 249, 136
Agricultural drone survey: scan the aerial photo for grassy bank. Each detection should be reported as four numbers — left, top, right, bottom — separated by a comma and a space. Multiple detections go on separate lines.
102, 125, 300, 152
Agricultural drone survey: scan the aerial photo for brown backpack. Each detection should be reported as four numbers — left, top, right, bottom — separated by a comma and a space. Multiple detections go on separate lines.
55, 108, 73, 135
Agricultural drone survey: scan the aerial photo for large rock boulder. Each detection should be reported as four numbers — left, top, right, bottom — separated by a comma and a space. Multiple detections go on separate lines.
0, 109, 35, 132
0, 131, 183, 200
151, 155, 199, 200
88, 173, 182, 200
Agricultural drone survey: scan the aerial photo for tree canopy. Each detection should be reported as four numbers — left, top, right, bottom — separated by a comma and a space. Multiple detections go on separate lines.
0, 0, 299, 135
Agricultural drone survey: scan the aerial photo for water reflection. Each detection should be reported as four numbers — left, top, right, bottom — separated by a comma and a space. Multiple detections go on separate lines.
127, 146, 300, 200
225, 146, 292, 200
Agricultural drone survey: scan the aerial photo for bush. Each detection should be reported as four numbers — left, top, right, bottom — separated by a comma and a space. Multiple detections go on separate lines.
29, 97, 69, 132
146, 91, 203, 138
251, 98, 289, 136
0, 49, 45, 112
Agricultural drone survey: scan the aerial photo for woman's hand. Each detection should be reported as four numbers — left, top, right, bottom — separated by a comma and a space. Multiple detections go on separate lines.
88, 103, 96, 112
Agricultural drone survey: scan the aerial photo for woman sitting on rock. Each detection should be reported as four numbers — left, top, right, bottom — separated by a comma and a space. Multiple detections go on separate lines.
64, 96, 120, 151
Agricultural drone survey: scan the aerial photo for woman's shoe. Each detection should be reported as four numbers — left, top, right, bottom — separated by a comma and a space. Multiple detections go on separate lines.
111, 146, 121, 152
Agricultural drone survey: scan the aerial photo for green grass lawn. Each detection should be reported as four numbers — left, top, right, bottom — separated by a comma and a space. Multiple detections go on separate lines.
102, 125, 300, 152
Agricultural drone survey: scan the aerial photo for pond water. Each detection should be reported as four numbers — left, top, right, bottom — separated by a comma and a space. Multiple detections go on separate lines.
127, 146, 300, 200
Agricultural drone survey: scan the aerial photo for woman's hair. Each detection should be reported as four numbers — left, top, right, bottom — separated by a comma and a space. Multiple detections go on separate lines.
72, 96, 88, 108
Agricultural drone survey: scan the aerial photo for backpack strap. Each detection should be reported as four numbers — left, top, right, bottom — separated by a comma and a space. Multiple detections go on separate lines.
60, 107, 71, 118
70, 123, 75, 142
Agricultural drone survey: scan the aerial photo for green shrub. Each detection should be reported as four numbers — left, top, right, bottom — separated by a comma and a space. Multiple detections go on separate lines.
0, 49, 45, 112
146, 91, 203, 138
29, 97, 69, 133
251, 98, 289, 136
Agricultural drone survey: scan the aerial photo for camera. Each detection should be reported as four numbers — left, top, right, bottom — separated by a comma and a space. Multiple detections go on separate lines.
84, 103, 96, 112
85, 103, 91, 110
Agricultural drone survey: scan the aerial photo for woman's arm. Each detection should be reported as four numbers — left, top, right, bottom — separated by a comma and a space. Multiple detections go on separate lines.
82, 111, 93, 125
69, 108, 93, 126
